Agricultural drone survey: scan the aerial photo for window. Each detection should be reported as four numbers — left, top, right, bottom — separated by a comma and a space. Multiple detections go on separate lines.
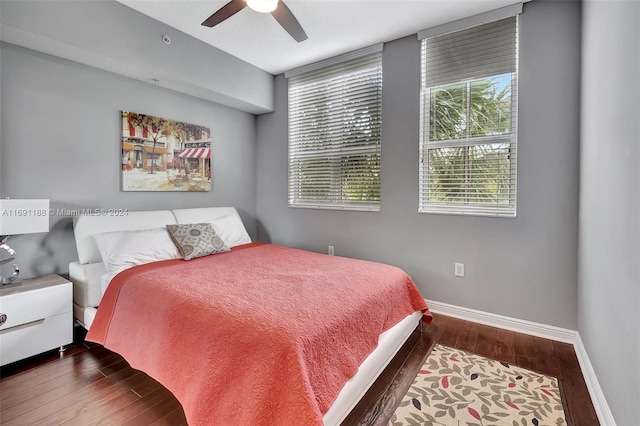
286, 46, 382, 211
419, 14, 519, 217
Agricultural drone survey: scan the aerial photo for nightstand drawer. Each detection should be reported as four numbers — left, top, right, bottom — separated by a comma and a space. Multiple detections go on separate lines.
0, 282, 72, 331
0, 275, 73, 366
0, 311, 73, 366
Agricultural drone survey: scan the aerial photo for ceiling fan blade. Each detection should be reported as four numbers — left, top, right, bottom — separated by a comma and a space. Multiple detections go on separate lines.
271, 1, 308, 42
201, 0, 246, 27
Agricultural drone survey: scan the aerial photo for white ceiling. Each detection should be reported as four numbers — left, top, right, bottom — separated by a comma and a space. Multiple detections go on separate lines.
117, 0, 522, 75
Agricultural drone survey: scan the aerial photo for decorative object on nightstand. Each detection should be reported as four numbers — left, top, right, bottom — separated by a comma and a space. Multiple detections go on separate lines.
0, 275, 73, 366
0, 198, 50, 285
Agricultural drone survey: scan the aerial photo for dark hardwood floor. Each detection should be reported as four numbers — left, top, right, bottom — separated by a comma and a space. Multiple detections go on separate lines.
0, 314, 599, 425
346, 314, 599, 426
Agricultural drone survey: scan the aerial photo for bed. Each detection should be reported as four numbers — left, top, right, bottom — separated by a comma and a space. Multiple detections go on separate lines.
69, 207, 431, 425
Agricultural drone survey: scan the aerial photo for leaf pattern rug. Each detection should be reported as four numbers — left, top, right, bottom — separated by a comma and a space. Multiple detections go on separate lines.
389, 344, 568, 426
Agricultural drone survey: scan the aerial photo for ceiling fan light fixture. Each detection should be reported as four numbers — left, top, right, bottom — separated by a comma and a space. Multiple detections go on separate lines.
246, 0, 278, 13
202, 0, 306, 42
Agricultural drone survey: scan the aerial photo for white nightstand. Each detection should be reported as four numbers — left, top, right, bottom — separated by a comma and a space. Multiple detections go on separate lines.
0, 275, 73, 366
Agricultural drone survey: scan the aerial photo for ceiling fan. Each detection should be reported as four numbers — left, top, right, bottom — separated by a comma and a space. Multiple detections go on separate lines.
201, 0, 308, 42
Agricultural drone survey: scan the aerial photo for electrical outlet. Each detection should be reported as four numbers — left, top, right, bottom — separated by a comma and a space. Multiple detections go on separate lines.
328, 245, 335, 256
454, 262, 465, 277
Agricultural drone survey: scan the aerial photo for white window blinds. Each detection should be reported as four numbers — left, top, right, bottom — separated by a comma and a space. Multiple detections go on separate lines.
419, 14, 519, 217
287, 46, 382, 211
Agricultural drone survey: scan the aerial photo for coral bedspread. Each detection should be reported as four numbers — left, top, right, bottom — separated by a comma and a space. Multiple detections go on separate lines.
87, 243, 431, 426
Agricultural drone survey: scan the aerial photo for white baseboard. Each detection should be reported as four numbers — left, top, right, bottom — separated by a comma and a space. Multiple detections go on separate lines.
425, 299, 616, 426
573, 334, 618, 426
426, 299, 578, 343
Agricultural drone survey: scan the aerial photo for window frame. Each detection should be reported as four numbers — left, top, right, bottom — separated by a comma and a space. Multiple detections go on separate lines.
418, 12, 520, 218
286, 46, 383, 212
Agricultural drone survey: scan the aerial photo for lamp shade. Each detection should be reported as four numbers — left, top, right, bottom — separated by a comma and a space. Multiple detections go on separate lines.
0, 199, 50, 235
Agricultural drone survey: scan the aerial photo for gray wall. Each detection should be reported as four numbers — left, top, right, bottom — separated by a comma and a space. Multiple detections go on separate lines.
0, 0, 274, 114
256, 0, 581, 329
0, 43, 257, 279
579, 1, 640, 425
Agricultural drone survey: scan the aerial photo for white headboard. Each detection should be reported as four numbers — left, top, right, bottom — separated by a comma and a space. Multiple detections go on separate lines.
73, 210, 177, 265
70, 207, 251, 322
172, 206, 239, 224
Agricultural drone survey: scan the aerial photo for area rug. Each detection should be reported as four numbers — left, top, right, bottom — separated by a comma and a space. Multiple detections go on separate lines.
389, 344, 568, 426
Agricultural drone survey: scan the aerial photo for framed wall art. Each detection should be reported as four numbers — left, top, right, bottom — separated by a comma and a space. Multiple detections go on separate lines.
121, 111, 211, 192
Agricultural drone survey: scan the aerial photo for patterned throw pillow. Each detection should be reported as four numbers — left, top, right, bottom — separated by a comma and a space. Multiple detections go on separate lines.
166, 223, 230, 260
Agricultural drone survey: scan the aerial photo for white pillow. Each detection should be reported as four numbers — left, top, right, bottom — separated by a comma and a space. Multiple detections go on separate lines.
210, 214, 252, 248
93, 228, 181, 276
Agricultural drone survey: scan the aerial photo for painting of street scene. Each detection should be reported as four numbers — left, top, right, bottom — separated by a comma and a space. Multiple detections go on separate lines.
121, 111, 211, 192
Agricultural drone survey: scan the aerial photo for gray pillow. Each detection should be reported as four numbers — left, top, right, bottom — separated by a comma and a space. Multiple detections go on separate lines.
166, 223, 230, 260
